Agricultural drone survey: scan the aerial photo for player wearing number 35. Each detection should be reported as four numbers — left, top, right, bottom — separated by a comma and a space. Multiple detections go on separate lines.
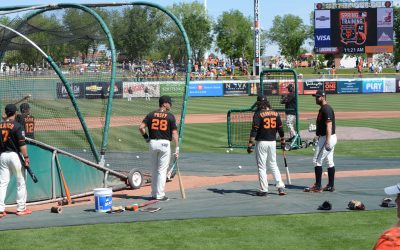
139, 96, 179, 201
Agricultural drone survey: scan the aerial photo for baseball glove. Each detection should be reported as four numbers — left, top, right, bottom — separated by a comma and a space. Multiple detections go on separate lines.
348, 200, 365, 210
381, 197, 396, 208
318, 200, 332, 210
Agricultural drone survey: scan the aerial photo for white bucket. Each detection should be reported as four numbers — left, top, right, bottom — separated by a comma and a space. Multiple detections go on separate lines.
94, 188, 112, 212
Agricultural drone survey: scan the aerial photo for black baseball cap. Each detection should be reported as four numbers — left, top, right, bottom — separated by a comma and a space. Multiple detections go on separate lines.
159, 95, 172, 106
312, 90, 326, 97
257, 95, 267, 102
5, 104, 17, 116
20, 103, 30, 112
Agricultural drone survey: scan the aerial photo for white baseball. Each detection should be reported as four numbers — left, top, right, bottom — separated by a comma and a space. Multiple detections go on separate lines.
238, 165, 242, 169
226, 150, 230, 153
118, 139, 122, 142
136, 155, 140, 159
323, 171, 328, 176
230, 148, 233, 151
106, 163, 110, 167
83, 149, 87, 152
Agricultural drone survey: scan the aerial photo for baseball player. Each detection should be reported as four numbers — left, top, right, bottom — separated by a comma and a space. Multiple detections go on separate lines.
0, 104, 32, 218
280, 84, 297, 140
16, 103, 35, 139
247, 95, 287, 196
305, 90, 337, 192
139, 95, 179, 201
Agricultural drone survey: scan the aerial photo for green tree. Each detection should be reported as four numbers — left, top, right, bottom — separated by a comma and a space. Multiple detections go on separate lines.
214, 10, 253, 62
110, 6, 163, 62
267, 14, 310, 63
393, 6, 400, 63
168, 2, 213, 65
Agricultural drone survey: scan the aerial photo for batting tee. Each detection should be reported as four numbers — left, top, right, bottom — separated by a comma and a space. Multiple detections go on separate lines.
0, 2, 191, 205
227, 69, 303, 150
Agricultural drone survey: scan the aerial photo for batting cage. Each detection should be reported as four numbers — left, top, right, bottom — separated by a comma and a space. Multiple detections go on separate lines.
0, 2, 191, 204
227, 69, 304, 150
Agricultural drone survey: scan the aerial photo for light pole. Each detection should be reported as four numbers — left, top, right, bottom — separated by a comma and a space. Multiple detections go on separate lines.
254, 0, 261, 76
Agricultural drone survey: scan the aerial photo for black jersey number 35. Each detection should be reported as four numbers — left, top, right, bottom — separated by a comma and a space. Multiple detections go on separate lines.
263, 117, 276, 129
151, 119, 168, 131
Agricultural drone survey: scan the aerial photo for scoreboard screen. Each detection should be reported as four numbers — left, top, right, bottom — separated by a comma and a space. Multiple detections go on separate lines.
314, 7, 393, 54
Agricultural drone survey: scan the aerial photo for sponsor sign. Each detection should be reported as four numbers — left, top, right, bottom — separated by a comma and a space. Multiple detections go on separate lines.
377, 27, 393, 45
362, 79, 384, 93
278, 80, 303, 95
365, 45, 393, 53
189, 83, 223, 96
303, 80, 324, 95
337, 80, 362, 94
315, 10, 331, 29
85, 82, 123, 99
223, 82, 248, 95
315, 47, 339, 54
377, 8, 393, 27
397, 79, 400, 93
262, 80, 279, 96
324, 81, 337, 94
123, 82, 160, 98
57, 82, 84, 99
160, 82, 185, 97
315, 29, 331, 47
384, 78, 396, 92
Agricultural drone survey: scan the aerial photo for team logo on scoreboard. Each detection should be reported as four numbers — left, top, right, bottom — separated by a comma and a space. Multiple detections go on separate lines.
339, 11, 367, 45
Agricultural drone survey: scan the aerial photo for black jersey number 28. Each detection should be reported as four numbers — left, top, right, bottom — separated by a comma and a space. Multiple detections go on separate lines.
263, 117, 276, 129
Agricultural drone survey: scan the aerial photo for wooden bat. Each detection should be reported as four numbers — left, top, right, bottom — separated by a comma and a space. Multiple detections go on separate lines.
176, 161, 186, 199
283, 149, 291, 185
55, 154, 72, 205
14, 94, 31, 105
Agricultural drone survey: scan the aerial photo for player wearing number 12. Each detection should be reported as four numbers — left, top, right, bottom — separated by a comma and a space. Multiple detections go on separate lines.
16, 103, 35, 139
247, 95, 286, 196
139, 95, 179, 201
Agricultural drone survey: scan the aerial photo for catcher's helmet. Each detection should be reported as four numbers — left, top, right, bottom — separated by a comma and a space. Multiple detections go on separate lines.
20, 103, 30, 113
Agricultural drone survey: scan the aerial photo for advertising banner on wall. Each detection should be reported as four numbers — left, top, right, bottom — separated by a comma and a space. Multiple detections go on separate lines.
337, 80, 362, 94
189, 82, 223, 97
303, 80, 324, 95
324, 81, 337, 94
123, 82, 160, 98
362, 79, 384, 93
57, 82, 84, 99
223, 82, 248, 95
160, 82, 185, 97
262, 80, 279, 96
383, 78, 396, 92
84, 82, 123, 99
278, 80, 303, 95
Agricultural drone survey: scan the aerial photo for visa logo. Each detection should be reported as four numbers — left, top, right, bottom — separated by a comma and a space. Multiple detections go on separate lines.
316, 35, 330, 41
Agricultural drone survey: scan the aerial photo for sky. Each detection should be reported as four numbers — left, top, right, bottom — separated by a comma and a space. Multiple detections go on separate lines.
2, 0, 400, 56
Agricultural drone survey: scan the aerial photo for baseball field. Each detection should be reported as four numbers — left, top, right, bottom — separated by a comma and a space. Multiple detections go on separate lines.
0, 93, 399, 249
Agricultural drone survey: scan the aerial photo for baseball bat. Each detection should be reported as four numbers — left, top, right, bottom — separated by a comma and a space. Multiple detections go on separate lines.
55, 154, 72, 205
282, 149, 291, 185
176, 161, 186, 199
14, 94, 31, 105
7, 134, 38, 183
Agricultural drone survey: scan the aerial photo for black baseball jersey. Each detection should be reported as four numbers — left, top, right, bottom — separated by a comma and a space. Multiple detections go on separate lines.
281, 93, 296, 115
16, 114, 35, 139
250, 109, 284, 141
0, 120, 26, 153
143, 111, 177, 141
316, 104, 336, 136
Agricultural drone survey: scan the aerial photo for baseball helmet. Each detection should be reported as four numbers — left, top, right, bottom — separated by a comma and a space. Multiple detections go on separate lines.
20, 103, 30, 113
257, 94, 267, 102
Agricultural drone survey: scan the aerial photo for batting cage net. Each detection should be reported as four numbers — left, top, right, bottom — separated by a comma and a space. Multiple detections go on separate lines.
227, 69, 301, 149
0, 3, 189, 179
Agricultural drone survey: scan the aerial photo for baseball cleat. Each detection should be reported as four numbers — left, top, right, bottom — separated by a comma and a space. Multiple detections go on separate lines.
322, 185, 335, 192
255, 191, 268, 197
304, 184, 322, 193
16, 209, 32, 216
278, 188, 287, 196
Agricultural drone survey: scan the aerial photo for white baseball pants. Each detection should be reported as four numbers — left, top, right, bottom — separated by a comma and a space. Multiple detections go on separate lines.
286, 114, 297, 138
149, 140, 171, 199
313, 134, 337, 167
255, 141, 285, 192
0, 152, 27, 212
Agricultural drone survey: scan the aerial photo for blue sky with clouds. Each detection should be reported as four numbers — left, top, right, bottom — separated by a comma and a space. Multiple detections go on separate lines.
2, 0, 399, 55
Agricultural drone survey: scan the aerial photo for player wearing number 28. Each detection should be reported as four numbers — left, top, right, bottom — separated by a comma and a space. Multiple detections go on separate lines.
248, 95, 286, 196
139, 96, 179, 201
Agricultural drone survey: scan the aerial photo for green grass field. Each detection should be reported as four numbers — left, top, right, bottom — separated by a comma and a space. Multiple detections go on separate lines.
2, 93, 399, 248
